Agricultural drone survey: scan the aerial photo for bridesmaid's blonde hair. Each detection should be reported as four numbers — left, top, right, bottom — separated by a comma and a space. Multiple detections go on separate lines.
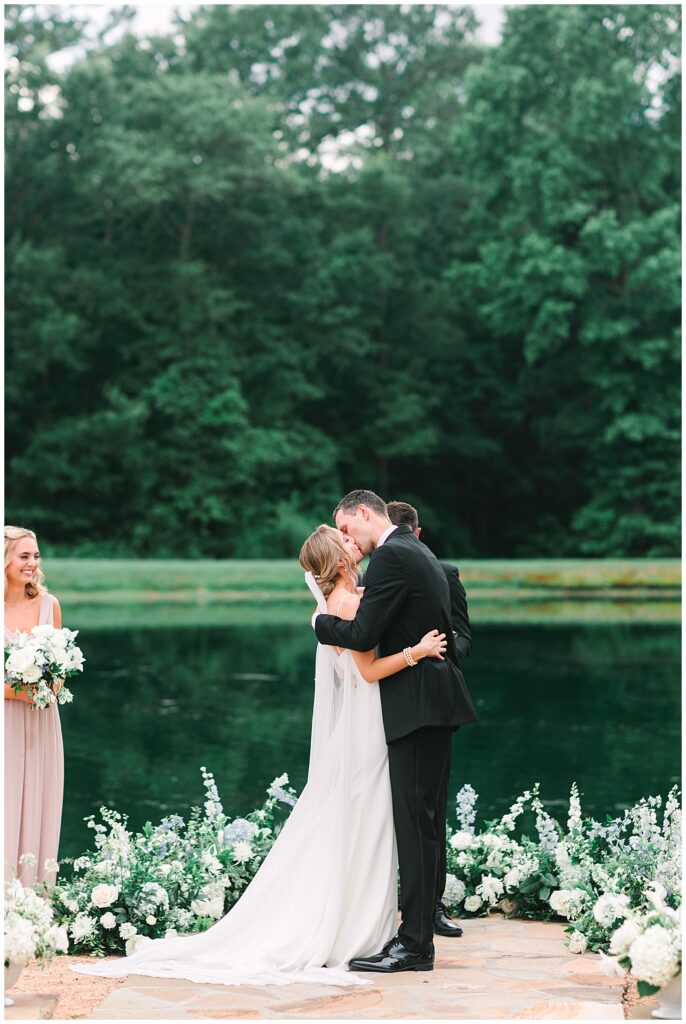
4, 526, 47, 599
299, 525, 358, 598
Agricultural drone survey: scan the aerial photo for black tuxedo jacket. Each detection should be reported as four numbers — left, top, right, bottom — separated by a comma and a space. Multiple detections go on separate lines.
315, 525, 478, 742
358, 556, 472, 665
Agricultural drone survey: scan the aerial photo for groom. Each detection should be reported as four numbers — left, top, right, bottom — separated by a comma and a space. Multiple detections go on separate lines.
313, 490, 478, 972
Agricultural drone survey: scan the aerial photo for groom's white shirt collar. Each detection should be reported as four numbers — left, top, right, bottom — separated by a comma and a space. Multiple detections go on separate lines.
376, 524, 397, 548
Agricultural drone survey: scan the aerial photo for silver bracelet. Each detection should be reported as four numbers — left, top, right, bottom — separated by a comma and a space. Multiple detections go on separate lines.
403, 646, 417, 667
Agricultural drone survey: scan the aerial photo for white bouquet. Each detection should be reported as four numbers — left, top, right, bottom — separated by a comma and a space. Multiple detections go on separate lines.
4, 876, 69, 967
4, 625, 84, 709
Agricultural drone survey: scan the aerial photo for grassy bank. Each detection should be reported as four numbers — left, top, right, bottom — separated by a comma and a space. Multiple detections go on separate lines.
46, 557, 680, 596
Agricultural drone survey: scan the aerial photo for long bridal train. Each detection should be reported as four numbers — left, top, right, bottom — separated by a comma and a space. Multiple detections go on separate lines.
72, 575, 398, 987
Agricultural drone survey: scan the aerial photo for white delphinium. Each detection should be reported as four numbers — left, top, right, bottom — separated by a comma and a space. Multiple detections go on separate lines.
567, 783, 583, 837
498, 789, 532, 833
455, 784, 478, 834
532, 794, 561, 857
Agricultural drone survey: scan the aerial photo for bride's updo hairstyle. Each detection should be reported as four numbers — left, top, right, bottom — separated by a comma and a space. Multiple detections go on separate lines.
299, 525, 358, 598
4, 526, 47, 600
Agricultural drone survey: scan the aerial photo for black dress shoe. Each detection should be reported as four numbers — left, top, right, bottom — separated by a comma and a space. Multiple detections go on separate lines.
434, 902, 464, 937
349, 937, 434, 973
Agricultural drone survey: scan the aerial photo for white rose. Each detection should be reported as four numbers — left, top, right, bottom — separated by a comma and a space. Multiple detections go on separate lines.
6, 648, 36, 676
100, 913, 116, 930
464, 895, 483, 912
146, 915, 157, 926
91, 883, 119, 908
568, 931, 588, 954
449, 830, 474, 851
610, 918, 642, 956
119, 922, 137, 940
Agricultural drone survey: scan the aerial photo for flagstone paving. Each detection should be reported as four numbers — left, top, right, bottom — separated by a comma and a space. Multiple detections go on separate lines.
82, 917, 626, 1020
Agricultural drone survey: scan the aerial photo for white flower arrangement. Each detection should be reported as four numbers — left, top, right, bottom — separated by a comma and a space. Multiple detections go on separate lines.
49, 768, 296, 954
4, 877, 68, 967
601, 885, 681, 995
45, 771, 681, 967
4, 625, 84, 708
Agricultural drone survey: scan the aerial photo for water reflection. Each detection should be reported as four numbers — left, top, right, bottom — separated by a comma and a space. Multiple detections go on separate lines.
58, 606, 681, 860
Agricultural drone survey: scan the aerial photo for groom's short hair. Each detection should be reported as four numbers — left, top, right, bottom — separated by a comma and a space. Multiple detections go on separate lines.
333, 489, 387, 520
387, 501, 419, 531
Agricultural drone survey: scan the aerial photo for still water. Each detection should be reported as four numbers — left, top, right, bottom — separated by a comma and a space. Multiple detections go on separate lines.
58, 608, 681, 860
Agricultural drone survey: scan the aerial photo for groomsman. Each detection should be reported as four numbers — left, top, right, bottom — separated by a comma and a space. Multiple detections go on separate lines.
354, 500, 472, 939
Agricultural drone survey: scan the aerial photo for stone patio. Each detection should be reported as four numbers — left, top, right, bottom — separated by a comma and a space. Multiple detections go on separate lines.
81, 917, 626, 1020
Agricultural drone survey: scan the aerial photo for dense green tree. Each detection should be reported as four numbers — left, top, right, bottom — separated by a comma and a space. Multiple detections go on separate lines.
4, 5, 680, 557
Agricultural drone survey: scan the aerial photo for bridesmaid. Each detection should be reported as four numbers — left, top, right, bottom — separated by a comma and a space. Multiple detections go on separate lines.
4, 526, 64, 886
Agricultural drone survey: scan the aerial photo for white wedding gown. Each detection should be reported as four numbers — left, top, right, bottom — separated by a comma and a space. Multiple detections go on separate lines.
72, 575, 398, 988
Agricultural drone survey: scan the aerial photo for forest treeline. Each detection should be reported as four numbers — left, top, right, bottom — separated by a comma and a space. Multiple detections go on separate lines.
5, 4, 681, 557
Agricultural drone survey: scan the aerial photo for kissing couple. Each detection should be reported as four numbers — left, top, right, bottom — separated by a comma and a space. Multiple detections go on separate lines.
74, 490, 478, 989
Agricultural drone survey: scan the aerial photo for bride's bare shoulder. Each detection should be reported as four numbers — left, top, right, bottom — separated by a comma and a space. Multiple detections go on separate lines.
326, 588, 359, 621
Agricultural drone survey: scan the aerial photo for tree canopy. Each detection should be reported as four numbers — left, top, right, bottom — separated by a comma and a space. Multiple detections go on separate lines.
5, 4, 681, 557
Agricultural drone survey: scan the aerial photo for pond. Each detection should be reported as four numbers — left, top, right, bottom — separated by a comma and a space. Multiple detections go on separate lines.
57, 605, 681, 861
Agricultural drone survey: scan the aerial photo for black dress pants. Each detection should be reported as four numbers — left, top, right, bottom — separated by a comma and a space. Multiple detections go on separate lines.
387, 724, 453, 953
435, 736, 452, 907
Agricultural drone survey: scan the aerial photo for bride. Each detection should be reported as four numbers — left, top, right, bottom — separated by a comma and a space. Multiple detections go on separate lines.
72, 525, 446, 988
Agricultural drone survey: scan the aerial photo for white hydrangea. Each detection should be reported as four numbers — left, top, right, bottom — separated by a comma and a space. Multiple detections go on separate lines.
4, 912, 37, 964
69, 914, 96, 942
47, 924, 69, 953
567, 931, 588, 954
443, 874, 466, 906
449, 830, 475, 851
609, 917, 642, 956
628, 925, 680, 988
593, 893, 631, 928
119, 922, 137, 941
549, 888, 588, 918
